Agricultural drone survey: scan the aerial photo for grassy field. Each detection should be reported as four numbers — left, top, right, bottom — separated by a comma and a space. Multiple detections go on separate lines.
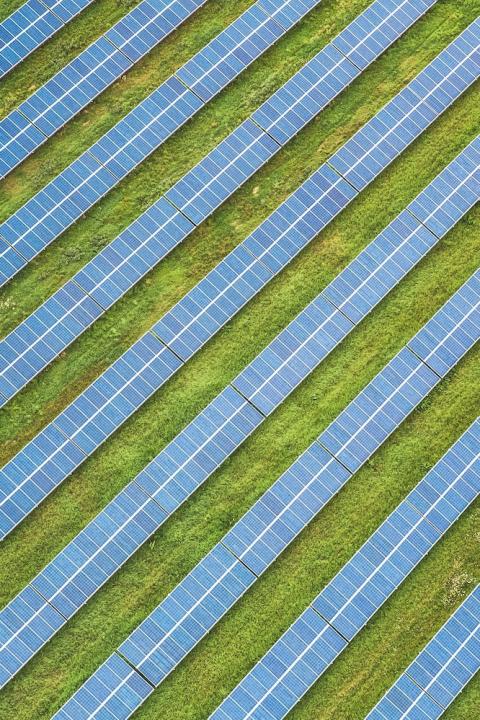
0, 0, 479, 718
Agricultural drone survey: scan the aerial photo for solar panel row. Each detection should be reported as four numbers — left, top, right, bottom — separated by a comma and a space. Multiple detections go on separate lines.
1, 32, 478, 541
51, 368, 480, 719
0, 0, 209, 178
0, 0, 94, 78
0, 0, 320, 285
0, 0, 439, 403
209, 414, 480, 720
0, 144, 477, 687
366, 585, 480, 719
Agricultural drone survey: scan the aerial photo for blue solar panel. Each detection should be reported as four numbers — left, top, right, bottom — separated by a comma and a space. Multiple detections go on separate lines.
153, 243, 273, 360
211, 607, 346, 720
176, 4, 284, 101
367, 584, 480, 719
0, 0, 314, 286
317, 347, 439, 472
0, 280, 103, 402
53, 653, 153, 720
0, 109, 48, 178
408, 135, 480, 237
408, 270, 480, 377
73, 197, 194, 310
323, 210, 438, 324
329, 18, 480, 191
252, 42, 360, 145
232, 295, 354, 415
119, 543, 256, 685
332, 0, 436, 71
244, 164, 358, 273
135, 385, 264, 512
31, 480, 167, 620
0, 585, 66, 690
223, 443, 350, 575
0, 0, 65, 78
0, 423, 86, 538
165, 118, 280, 224
259, 0, 319, 31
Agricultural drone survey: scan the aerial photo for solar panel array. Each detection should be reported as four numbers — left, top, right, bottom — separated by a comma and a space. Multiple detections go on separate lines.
51, 393, 480, 719
0, 0, 209, 178
209, 416, 480, 720
366, 585, 480, 720
0, 144, 478, 688
0, 0, 321, 286
0, 0, 440, 404
1, 30, 479, 540
0, 0, 94, 79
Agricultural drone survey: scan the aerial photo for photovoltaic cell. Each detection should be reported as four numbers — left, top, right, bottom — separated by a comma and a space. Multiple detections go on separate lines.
135, 385, 264, 513
0, 0, 209, 179
232, 295, 354, 415
317, 346, 440, 472
259, 0, 319, 32
0, 0, 70, 78
210, 417, 480, 720
329, 18, 480, 190
365, 584, 480, 719
407, 269, 480, 377
165, 118, 280, 224
119, 543, 256, 685
0, 0, 318, 286
176, 3, 284, 101
222, 444, 351, 575
53, 653, 153, 720
0, 585, 66, 690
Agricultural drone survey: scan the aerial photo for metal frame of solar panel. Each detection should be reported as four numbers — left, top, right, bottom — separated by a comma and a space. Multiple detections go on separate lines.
0, 153, 478, 689
365, 584, 480, 720
0, 0, 210, 179
0, 0, 321, 286
0, 0, 94, 79
0, 0, 441, 405
50, 408, 480, 719
209, 416, 480, 720
1, 28, 478, 542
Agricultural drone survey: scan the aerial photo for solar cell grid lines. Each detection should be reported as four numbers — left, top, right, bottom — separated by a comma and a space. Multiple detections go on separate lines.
1, 37, 479, 541
52, 410, 480, 719
0, 0, 209, 179
0, 0, 94, 79
0, 152, 478, 689
0, 0, 321, 285
208, 416, 480, 720
365, 584, 480, 720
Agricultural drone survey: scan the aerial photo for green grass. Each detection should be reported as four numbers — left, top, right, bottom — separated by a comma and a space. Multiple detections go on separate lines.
0, 0, 479, 717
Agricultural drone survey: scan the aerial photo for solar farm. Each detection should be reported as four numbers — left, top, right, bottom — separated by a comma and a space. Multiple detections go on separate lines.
0, 1, 479, 719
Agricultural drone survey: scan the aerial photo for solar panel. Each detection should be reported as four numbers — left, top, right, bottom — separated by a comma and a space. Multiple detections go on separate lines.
119, 543, 256, 685
210, 417, 480, 720
1, 34, 477, 537
0, 0, 319, 286
0, 0, 449, 403
317, 347, 439, 472
0, 0, 209, 179
52, 653, 153, 720
0, 585, 66, 690
365, 583, 480, 719
408, 269, 480, 377
232, 295, 354, 415
0, 0, 86, 79
134, 385, 264, 512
